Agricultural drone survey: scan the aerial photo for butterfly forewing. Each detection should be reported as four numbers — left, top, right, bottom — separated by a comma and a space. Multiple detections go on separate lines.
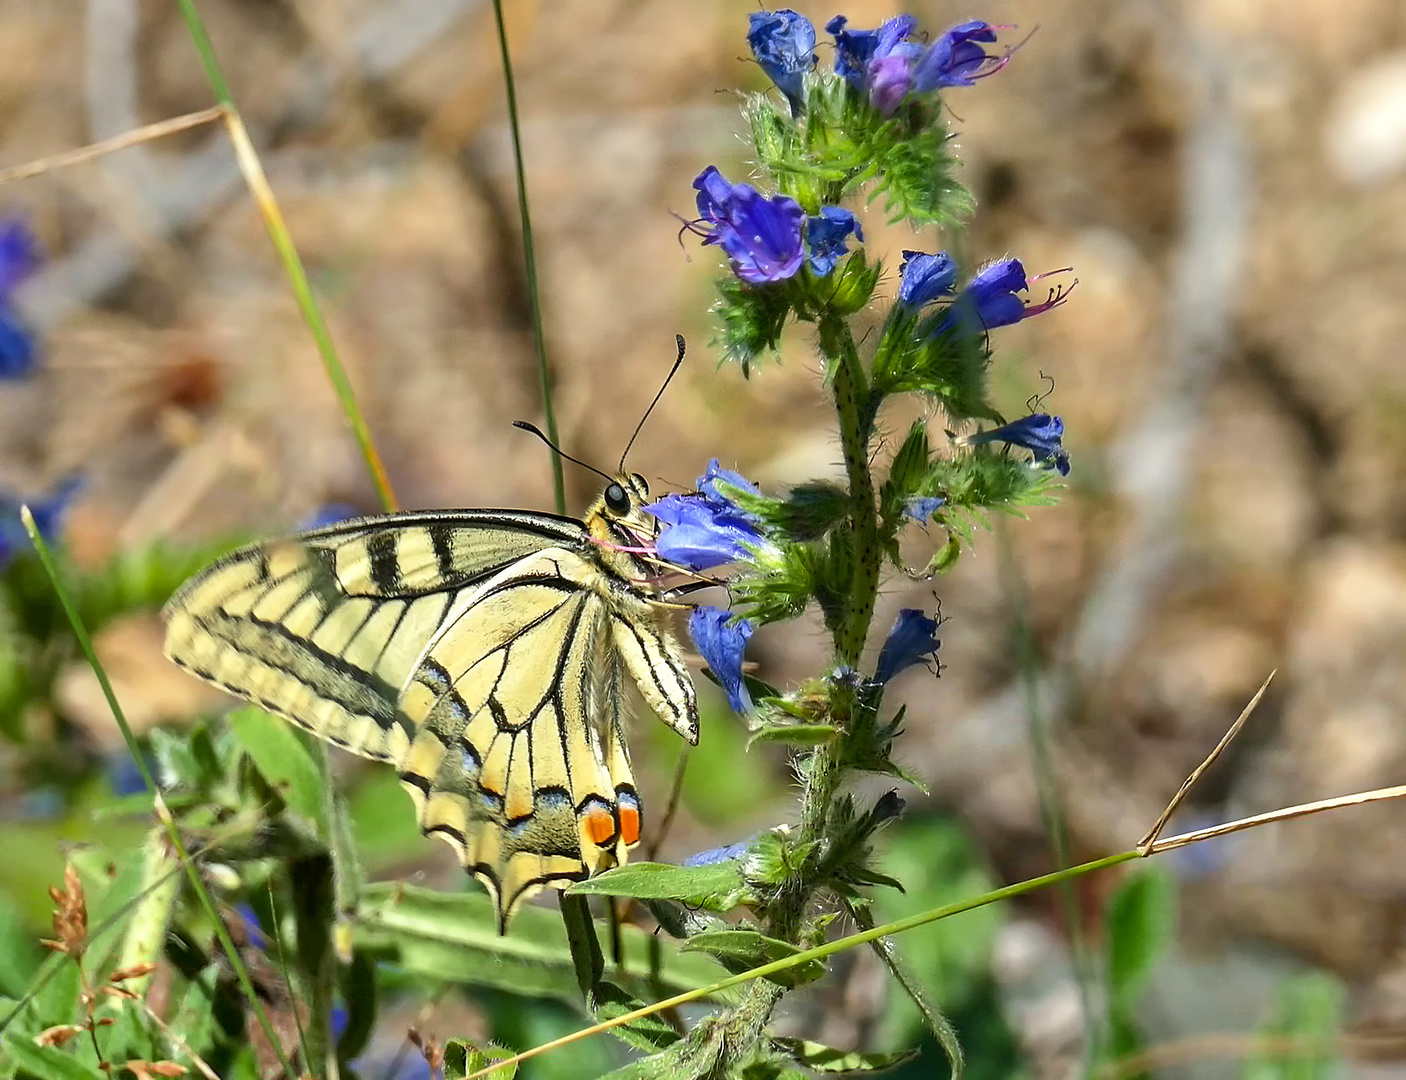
162, 489, 700, 932
163, 511, 587, 762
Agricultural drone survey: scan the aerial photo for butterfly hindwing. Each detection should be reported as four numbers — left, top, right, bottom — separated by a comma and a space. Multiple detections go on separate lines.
163, 511, 587, 762
395, 548, 645, 928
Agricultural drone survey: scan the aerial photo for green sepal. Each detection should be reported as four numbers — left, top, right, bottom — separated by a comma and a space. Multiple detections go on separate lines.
871, 308, 998, 422
726, 478, 849, 542
713, 274, 793, 374
747, 722, 837, 750
566, 861, 757, 913
930, 450, 1064, 545
681, 929, 826, 987
789, 250, 881, 321
444, 1039, 518, 1080
773, 1037, 918, 1074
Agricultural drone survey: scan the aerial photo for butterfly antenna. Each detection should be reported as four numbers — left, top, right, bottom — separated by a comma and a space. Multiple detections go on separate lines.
512, 421, 617, 487
619, 334, 686, 472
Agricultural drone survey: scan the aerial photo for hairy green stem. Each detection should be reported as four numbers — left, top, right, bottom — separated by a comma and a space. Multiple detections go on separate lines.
823, 313, 881, 665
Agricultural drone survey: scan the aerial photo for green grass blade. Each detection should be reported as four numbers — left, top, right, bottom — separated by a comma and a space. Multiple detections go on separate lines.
172, 0, 399, 514
19, 507, 297, 1079
464, 850, 1142, 1078
491, 0, 565, 514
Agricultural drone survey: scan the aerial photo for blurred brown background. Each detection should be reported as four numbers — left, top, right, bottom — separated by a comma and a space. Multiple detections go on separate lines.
4, 0, 1406, 1074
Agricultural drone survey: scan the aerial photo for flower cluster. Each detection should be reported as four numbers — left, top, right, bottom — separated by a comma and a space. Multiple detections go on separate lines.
688, 166, 862, 286
749, 10, 1013, 118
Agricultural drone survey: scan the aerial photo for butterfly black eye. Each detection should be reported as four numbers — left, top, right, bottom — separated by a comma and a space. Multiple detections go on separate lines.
604, 483, 630, 514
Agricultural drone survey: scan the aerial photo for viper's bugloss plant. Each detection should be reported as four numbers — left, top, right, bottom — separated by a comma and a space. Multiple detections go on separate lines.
586, 8, 1075, 1076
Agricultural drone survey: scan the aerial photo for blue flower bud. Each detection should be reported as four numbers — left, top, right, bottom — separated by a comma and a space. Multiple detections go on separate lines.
0, 476, 81, 570
868, 53, 914, 115
967, 414, 1070, 476
747, 9, 816, 117
913, 20, 1011, 91
897, 250, 958, 308
806, 207, 863, 276
826, 14, 918, 89
904, 495, 945, 523
692, 166, 806, 285
683, 835, 758, 867
875, 608, 940, 684
689, 606, 755, 714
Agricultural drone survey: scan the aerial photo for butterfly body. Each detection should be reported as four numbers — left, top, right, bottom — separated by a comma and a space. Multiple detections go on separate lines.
163, 474, 698, 930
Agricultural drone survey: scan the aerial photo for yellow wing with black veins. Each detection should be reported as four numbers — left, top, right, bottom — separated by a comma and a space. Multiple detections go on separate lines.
162, 510, 586, 763
394, 548, 647, 931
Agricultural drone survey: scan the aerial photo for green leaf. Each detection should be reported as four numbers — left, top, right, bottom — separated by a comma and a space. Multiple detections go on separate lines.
774, 1038, 916, 1074
590, 981, 681, 1053
227, 707, 328, 832
567, 861, 755, 912
1105, 867, 1175, 1004
1241, 972, 1344, 1080
746, 723, 837, 749
353, 883, 729, 1003
444, 1038, 518, 1080
681, 930, 825, 987
1, 1033, 106, 1080
0, 895, 42, 998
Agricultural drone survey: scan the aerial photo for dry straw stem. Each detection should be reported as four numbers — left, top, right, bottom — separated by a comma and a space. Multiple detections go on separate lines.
1138, 669, 1276, 851
465, 676, 1406, 1080
0, 108, 225, 186
1098, 1031, 1406, 1078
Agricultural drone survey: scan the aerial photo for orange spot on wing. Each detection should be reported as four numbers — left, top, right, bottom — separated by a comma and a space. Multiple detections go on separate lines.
586, 807, 616, 847
618, 805, 641, 847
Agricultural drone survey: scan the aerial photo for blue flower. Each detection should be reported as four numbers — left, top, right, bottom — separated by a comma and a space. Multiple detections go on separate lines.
683, 835, 758, 867
647, 459, 769, 571
937, 258, 1074, 337
692, 166, 806, 285
0, 216, 41, 379
748, 9, 816, 117
0, 217, 41, 296
875, 608, 940, 684
913, 21, 1010, 91
904, 495, 945, 523
0, 309, 37, 378
303, 503, 359, 529
0, 476, 80, 570
968, 414, 1070, 476
689, 606, 754, 714
806, 207, 863, 276
897, 249, 958, 308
